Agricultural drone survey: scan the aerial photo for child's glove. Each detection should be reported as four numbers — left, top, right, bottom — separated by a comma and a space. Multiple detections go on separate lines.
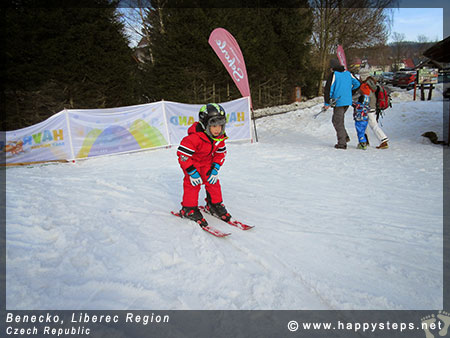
186, 167, 202, 186
206, 163, 221, 185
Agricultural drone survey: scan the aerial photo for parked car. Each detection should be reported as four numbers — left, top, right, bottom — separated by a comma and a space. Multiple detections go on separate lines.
376, 72, 394, 84
438, 70, 450, 83
444, 87, 450, 99
397, 72, 417, 90
392, 72, 405, 86
441, 70, 450, 99
392, 69, 415, 87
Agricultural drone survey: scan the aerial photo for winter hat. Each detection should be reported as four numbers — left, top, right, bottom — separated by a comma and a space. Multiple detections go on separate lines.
365, 76, 377, 91
359, 83, 371, 96
330, 58, 341, 69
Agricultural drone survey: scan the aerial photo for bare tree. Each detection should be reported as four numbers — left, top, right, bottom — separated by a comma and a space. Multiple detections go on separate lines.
117, 0, 168, 65
417, 34, 429, 44
311, 2, 334, 96
117, 4, 146, 46
391, 31, 406, 70
311, 0, 396, 95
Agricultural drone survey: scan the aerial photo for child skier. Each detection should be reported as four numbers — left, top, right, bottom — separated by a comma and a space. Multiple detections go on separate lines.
359, 76, 389, 149
176, 103, 231, 227
352, 95, 370, 150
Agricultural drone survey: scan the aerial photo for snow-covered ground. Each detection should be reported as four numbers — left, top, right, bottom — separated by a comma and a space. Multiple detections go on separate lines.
5, 85, 446, 310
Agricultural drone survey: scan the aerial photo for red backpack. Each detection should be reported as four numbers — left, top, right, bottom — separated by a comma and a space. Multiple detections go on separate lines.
376, 85, 391, 110
375, 85, 392, 121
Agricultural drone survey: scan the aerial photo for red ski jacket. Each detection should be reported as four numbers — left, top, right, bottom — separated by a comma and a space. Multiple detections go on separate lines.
177, 122, 227, 173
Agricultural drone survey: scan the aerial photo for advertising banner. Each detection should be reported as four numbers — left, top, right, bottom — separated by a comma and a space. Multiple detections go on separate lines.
164, 97, 251, 145
337, 45, 348, 70
418, 68, 438, 84
3, 97, 251, 165
3, 111, 72, 165
209, 28, 252, 108
67, 102, 168, 159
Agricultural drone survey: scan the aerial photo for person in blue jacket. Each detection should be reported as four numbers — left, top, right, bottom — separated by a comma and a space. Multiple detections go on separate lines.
323, 59, 361, 149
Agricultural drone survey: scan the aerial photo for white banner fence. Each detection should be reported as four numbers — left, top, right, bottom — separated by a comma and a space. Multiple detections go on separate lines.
1, 97, 252, 166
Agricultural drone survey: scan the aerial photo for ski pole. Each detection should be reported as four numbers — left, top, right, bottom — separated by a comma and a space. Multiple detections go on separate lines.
313, 97, 340, 119
313, 107, 327, 119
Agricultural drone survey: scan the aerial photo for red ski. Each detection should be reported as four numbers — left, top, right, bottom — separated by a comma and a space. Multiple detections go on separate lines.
199, 206, 254, 230
171, 211, 231, 238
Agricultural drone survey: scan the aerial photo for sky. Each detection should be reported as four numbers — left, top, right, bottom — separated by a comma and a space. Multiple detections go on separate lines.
119, 5, 448, 47
388, 7, 444, 43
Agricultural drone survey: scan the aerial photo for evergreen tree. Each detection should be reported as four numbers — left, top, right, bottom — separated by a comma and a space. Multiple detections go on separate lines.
2, 1, 138, 131
142, 3, 316, 107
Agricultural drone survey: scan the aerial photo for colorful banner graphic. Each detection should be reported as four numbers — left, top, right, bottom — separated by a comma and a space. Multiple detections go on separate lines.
2, 97, 251, 165
208, 28, 252, 108
68, 102, 168, 159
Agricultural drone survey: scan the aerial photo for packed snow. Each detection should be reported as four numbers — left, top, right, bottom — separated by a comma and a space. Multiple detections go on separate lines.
5, 84, 446, 310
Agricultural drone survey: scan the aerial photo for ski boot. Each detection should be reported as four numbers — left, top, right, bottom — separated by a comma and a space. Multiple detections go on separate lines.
357, 142, 368, 150
180, 206, 208, 227
334, 143, 347, 149
206, 201, 232, 222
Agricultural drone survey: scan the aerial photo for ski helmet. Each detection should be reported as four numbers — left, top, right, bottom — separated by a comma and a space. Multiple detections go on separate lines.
198, 103, 227, 138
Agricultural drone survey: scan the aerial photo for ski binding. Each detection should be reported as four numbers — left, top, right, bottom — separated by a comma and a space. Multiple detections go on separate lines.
171, 211, 231, 238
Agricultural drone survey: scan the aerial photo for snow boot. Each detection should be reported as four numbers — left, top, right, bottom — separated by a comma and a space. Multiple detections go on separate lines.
334, 144, 347, 149
357, 142, 368, 150
206, 202, 232, 222
180, 206, 208, 227
376, 140, 389, 149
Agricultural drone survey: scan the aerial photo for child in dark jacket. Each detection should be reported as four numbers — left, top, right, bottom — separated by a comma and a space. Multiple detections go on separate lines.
176, 103, 231, 227
352, 95, 370, 150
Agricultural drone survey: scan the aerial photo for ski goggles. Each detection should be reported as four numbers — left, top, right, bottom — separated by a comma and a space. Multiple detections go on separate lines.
208, 115, 227, 126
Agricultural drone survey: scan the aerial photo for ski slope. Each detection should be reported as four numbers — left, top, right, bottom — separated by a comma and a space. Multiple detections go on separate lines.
5, 85, 446, 310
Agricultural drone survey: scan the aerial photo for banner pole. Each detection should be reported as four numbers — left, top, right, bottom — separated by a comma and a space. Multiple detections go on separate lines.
64, 109, 76, 162
248, 97, 258, 143
251, 109, 258, 143
161, 100, 171, 147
